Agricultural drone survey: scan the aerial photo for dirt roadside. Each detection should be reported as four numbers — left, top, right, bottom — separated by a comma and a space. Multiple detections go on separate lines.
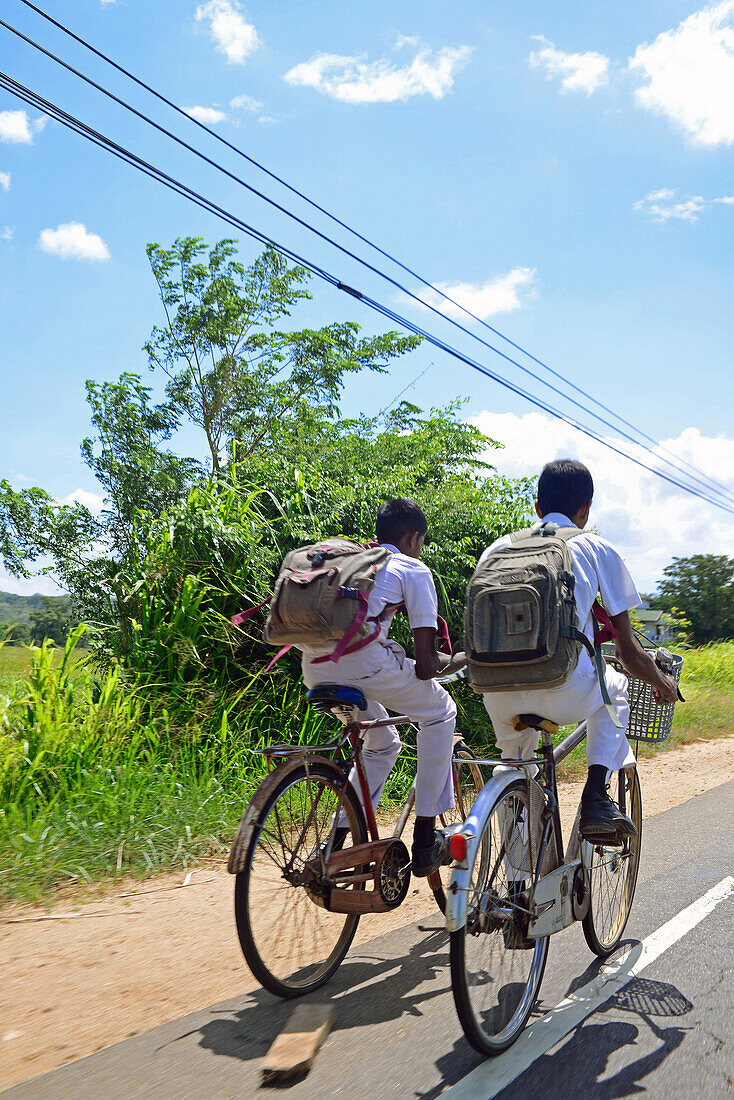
2, 734, 733, 1090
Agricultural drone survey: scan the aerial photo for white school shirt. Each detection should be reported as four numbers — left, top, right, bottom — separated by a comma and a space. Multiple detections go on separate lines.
478, 513, 640, 665
299, 543, 438, 659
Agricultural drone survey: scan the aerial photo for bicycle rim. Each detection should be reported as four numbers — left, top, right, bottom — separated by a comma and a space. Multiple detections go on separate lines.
432, 743, 485, 913
450, 780, 549, 1055
582, 766, 642, 957
235, 761, 367, 997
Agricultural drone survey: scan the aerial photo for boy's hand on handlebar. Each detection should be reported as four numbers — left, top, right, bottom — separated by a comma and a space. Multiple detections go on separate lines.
653, 672, 678, 705
440, 650, 466, 678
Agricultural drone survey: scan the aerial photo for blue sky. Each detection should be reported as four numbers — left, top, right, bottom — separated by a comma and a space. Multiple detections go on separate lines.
1, 0, 733, 593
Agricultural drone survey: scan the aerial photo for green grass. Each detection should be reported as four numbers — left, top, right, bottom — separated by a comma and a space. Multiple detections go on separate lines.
0, 633, 332, 902
1, 637, 732, 903
0, 643, 85, 691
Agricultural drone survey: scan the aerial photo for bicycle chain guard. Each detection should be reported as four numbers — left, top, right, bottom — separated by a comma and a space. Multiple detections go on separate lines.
304, 837, 412, 914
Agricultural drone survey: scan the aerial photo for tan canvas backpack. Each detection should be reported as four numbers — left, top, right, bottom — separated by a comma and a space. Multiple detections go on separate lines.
232, 539, 392, 665
464, 522, 591, 693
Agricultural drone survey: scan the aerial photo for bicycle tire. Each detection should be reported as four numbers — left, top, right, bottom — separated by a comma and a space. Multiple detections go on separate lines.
450, 778, 549, 1055
234, 759, 367, 998
582, 765, 642, 958
431, 740, 485, 914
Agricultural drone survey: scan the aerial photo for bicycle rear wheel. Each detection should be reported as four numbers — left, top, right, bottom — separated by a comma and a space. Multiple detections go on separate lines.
450, 779, 549, 1056
431, 740, 485, 913
234, 760, 367, 998
582, 766, 642, 957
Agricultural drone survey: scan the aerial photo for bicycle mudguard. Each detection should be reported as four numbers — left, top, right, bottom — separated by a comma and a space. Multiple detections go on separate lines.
444, 766, 535, 934
227, 755, 343, 875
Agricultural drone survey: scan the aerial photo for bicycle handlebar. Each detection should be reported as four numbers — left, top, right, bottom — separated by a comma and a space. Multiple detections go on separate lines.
437, 667, 467, 685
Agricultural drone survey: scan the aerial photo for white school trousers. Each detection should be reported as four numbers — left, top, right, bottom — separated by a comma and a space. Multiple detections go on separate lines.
482, 656, 635, 773
302, 639, 456, 817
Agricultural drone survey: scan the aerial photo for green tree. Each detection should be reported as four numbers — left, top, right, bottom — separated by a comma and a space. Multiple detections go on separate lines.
80, 373, 199, 560
144, 238, 420, 472
653, 554, 734, 643
29, 596, 73, 646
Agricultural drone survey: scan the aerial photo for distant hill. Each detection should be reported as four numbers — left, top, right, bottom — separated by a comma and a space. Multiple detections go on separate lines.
0, 591, 49, 625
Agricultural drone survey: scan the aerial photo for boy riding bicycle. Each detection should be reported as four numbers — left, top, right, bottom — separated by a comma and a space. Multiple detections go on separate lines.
477, 459, 678, 841
299, 498, 466, 876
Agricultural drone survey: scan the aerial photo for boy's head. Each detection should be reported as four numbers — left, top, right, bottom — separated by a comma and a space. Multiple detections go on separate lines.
376, 497, 428, 558
536, 459, 594, 527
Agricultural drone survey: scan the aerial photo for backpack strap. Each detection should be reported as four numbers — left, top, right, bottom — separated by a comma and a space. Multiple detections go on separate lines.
230, 594, 271, 628
559, 621, 622, 728
509, 522, 583, 543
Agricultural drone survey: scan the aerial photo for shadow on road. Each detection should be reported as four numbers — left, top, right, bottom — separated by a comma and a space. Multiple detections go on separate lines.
193, 926, 455, 1072
491, 976, 693, 1100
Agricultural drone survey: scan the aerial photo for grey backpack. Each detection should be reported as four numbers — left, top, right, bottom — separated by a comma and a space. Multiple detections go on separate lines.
464, 522, 590, 693
261, 538, 391, 663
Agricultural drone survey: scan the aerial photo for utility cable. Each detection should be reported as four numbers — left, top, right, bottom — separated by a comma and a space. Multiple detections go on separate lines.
7, 3, 733, 507
2, 66, 733, 518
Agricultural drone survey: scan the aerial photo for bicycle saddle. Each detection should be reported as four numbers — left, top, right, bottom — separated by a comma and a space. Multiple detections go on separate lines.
512, 713, 559, 735
306, 684, 368, 714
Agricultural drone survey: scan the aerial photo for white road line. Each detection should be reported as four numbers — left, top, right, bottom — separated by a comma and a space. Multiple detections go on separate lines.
444, 875, 734, 1100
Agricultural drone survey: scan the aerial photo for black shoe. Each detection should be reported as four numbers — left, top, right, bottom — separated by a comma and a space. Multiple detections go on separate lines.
580, 789, 637, 842
411, 831, 450, 877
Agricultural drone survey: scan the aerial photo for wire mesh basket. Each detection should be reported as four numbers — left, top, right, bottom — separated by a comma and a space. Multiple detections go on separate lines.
601, 643, 684, 743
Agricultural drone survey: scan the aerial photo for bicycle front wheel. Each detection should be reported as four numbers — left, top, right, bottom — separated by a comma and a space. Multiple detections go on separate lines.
450, 779, 549, 1056
234, 760, 367, 998
582, 765, 642, 957
431, 740, 485, 914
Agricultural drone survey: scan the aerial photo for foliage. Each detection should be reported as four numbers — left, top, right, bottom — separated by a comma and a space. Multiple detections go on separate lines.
144, 238, 420, 472
653, 554, 734, 643
81, 374, 200, 560
0, 620, 31, 645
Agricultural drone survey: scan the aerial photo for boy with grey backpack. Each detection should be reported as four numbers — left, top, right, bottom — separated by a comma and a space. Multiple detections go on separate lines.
468, 459, 678, 842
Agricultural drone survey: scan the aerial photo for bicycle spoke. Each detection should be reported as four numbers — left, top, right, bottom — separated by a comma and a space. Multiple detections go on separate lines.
238, 765, 364, 994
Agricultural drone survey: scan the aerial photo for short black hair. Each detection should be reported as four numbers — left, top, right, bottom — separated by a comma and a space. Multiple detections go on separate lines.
376, 497, 428, 545
537, 459, 594, 518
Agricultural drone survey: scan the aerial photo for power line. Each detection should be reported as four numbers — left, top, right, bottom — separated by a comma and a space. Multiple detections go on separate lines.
2, 66, 733, 519
7, 2, 733, 507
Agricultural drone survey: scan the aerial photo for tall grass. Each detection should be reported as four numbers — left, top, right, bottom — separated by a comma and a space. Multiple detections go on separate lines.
0, 631, 333, 900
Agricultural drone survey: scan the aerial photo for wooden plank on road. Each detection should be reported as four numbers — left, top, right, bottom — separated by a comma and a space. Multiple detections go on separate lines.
261, 1004, 336, 1084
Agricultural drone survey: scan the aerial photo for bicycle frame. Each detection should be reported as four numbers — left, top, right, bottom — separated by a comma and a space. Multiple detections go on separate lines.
444, 718, 589, 935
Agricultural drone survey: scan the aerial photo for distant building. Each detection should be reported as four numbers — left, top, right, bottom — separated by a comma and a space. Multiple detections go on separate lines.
635, 607, 672, 646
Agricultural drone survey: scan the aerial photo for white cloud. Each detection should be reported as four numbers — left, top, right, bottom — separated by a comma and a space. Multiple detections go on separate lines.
284, 39, 473, 104
185, 105, 228, 124
529, 36, 609, 94
195, 0, 260, 64
0, 110, 33, 144
0, 171, 10, 191
229, 93, 263, 112
1, 226, 13, 240
634, 187, 734, 221
38, 222, 110, 262
62, 488, 105, 514
629, 1, 734, 146
416, 267, 536, 319
469, 409, 734, 592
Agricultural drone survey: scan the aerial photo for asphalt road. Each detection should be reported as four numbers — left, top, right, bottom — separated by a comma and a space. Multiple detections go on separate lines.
3, 779, 732, 1100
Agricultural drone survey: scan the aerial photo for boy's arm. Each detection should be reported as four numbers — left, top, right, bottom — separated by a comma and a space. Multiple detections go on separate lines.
413, 627, 466, 680
610, 611, 678, 703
